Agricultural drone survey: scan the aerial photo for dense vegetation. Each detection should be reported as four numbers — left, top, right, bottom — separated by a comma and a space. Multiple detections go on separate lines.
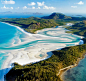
42, 13, 86, 21
6, 44, 86, 81
0, 17, 60, 33
4, 13, 86, 81
66, 20, 86, 43
0, 12, 84, 33
42, 13, 72, 20
66, 20, 86, 37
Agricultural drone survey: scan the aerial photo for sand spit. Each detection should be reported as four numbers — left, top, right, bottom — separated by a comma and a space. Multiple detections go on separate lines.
1, 22, 83, 69
0, 22, 84, 81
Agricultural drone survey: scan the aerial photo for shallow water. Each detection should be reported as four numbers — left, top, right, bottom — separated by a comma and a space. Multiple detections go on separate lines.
62, 56, 86, 81
0, 22, 82, 81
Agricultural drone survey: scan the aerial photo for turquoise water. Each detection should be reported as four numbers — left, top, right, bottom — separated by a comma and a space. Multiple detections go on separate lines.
0, 22, 82, 81
0, 22, 16, 70
39, 54, 44, 57
0, 23, 16, 46
0, 53, 8, 69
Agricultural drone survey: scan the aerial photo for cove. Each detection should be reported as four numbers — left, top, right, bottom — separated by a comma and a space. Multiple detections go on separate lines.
0, 22, 83, 81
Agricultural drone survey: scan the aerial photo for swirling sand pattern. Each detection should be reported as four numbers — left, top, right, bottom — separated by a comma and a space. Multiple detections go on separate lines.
0, 22, 83, 81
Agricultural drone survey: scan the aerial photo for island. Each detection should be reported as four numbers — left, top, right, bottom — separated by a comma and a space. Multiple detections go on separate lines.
0, 13, 86, 81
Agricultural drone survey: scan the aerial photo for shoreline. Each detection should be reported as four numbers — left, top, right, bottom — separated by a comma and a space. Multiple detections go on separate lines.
58, 52, 86, 81
1, 22, 83, 64
0, 22, 58, 81
0, 22, 84, 81
1, 22, 32, 36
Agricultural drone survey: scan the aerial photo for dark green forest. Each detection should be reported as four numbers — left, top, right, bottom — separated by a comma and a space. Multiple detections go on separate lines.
6, 44, 86, 81
0, 17, 60, 33
0, 12, 84, 33
66, 20, 86, 37
2, 13, 86, 81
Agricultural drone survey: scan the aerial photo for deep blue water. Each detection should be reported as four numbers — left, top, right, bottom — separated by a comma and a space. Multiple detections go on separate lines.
0, 14, 50, 18
0, 13, 86, 18
65, 13, 86, 17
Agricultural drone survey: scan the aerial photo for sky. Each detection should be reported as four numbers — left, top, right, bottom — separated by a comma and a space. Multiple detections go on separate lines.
0, 0, 86, 14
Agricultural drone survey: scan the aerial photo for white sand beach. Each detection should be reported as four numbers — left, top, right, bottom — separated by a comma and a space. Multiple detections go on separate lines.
2, 23, 84, 68
0, 22, 84, 81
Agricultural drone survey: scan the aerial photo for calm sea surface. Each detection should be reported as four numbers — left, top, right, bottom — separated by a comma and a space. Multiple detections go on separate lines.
0, 14, 49, 18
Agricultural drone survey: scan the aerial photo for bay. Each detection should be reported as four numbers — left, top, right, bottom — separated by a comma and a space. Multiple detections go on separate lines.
0, 22, 82, 81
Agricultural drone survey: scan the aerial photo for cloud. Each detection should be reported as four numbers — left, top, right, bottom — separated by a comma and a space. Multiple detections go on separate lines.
23, 1, 55, 10
23, 6, 27, 9
71, 6, 77, 8
1, 5, 13, 9
1, 5, 8, 9
32, 7, 35, 9
37, 1, 45, 6
37, 1, 55, 10
28, 2, 36, 6
43, 5, 55, 10
76, 1, 84, 5
10, 7, 13, 9
16, 7, 20, 9
2, 0, 15, 4
37, 7, 41, 9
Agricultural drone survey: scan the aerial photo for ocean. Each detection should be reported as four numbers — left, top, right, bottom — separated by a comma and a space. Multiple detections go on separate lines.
65, 13, 86, 17
62, 56, 86, 81
0, 13, 86, 18
0, 14, 50, 18
0, 15, 83, 81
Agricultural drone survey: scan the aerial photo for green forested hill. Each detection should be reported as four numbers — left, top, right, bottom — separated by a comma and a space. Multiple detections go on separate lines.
0, 17, 59, 33
42, 13, 86, 21
1, 12, 86, 33
66, 20, 86, 37
2, 13, 86, 81
6, 44, 86, 81
42, 13, 72, 20
66, 20, 86, 44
